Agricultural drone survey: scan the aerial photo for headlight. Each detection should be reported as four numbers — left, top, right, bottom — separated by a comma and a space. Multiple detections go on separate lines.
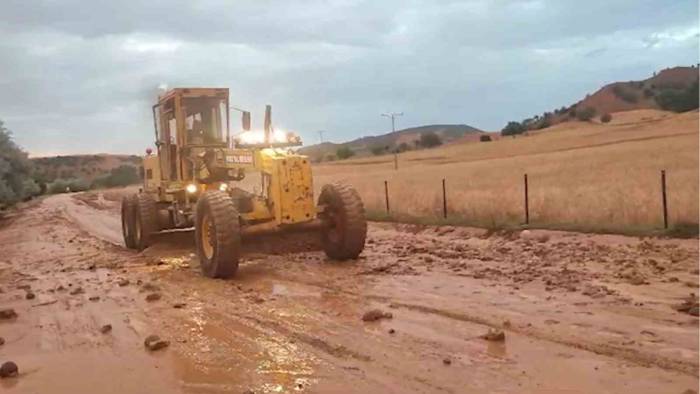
219, 183, 228, 191
186, 184, 197, 194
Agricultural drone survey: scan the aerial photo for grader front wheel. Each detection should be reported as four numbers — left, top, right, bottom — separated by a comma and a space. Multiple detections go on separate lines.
318, 182, 367, 260
195, 191, 241, 278
134, 193, 158, 251
121, 195, 137, 249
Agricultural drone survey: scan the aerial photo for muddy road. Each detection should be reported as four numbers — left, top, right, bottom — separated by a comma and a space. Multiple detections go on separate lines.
0, 192, 698, 393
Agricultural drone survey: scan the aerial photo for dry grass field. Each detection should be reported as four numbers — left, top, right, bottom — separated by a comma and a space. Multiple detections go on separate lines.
311, 109, 699, 235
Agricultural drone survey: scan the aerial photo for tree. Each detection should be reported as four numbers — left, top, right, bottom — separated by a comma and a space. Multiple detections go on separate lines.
576, 106, 597, 121
655, 82, 699, 113
501, 121, 526, 136
91, 165, 140, 189
600, 113, 612, 123
336, 147, 355, 160
370, 145, 386, 156
419, 132, 442, 148
0, 120, 40, 206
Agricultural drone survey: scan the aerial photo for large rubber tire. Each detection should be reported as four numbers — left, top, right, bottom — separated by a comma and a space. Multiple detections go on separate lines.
121, 194, 138, 249
195, 191, 240, 278
134, 193, 158, 251
318, 182, 367, 260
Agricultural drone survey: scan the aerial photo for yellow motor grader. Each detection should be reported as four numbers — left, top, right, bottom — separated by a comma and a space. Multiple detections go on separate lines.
121, 87, 366, 278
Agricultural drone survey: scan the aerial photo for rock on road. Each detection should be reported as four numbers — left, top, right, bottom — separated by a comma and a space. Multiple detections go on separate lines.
0, 191, 697, 393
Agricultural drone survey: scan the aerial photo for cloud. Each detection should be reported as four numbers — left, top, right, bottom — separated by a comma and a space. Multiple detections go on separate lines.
0, 0, 697, 155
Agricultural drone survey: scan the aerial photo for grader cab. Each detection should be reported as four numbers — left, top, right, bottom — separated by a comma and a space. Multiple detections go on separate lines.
121, 88, 366, 278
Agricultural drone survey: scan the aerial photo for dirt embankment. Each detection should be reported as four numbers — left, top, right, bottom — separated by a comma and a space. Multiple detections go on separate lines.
0, 193, 697, 393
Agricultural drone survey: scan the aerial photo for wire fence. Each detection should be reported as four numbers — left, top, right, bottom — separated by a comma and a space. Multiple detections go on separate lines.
380, 170, 675, 231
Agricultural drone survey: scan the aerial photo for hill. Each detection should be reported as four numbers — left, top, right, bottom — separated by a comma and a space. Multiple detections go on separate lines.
510, 66, 699, 131
299, 124, 483, 161
31, 154, 141, 184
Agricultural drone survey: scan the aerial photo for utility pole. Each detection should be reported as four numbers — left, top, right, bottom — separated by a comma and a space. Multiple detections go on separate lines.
317, 130, 327, 143
382, 112, 403, 171
381, 112, 403, 133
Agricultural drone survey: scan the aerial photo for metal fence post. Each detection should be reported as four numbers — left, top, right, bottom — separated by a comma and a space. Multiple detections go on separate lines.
442, 178, 447, 219
524, 174, 529, 225
661, 170, 668, 229
384, 180, 390, 214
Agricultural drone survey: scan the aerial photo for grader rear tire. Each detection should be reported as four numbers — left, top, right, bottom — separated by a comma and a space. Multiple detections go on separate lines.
318, 182, 367, 260
195, 191, 240, 278
121, 194, 137, 249
134, 193, 158, 251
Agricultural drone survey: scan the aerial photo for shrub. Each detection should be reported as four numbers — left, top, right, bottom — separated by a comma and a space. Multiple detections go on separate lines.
91, 165, 140, 189
370, 146, 386, 156
0, 120, 39, 206
336, 147, 355, 160
479, 135, 492, 142
655, 82, 699, 113
612, 85, 639, 103
576, 106, 597, 121
501, 121, 526, 136
600, 113, 612, 123
419, 132, 442, 148
48, 178, 90, 194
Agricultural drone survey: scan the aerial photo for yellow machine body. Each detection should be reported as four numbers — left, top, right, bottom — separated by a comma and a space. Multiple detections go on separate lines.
141, 87, 316, 229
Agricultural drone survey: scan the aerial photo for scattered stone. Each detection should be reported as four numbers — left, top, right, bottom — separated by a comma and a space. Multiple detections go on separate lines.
145, 293, 161, 302
0, 361, 18, 378
388, 328, 396, 334
89, 296, 100, 302
87, 263, 96, 271
0, 309, 17, 320
502, 320, 512, 328
140, 282, 159, 292
100, 324, 112, 334
442, 358, 452, 365
173, 303, 186, 309
0, 337, 5, 346
25, 292, 35, 300
70, 287, 84, 295
117, 278, 130, 287
362, 309, 393, 322
672, 294, 699, 317
480, 328, 506, 342
144, 335, 169, 351
681, 389, 698, 394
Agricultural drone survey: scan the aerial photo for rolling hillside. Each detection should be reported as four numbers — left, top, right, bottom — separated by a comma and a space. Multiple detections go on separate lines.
518, 66, 698, 130
299, 124, 483, 161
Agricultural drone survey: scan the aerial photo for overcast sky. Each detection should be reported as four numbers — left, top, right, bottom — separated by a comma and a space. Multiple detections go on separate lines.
0, 0, 697, 156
